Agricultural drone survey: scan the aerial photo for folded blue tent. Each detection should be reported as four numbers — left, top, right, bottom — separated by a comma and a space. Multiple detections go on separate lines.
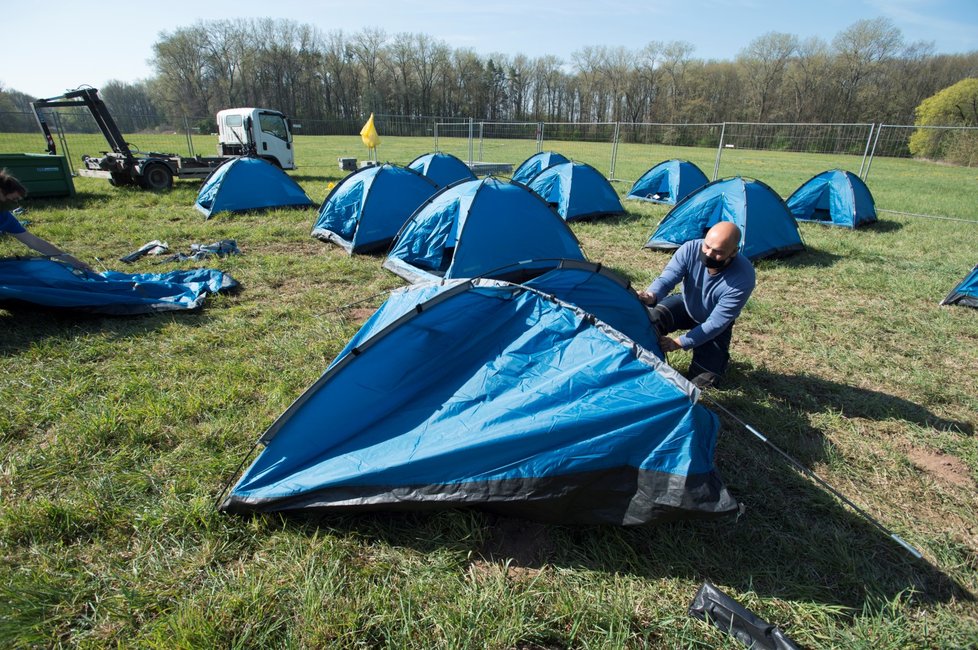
786, 169, 877, 228
384, 177, 586, 283
941, 264, 978, 308
408, 152, 477, 187
0, 257, 237, 315
645, 177, 805, 261
220, 278, 737, 525
627, 159, 710, 205
312, 164, 440, 254
511, 151, 570, 185
195, 157, 315, 218
527, 161, 625, 221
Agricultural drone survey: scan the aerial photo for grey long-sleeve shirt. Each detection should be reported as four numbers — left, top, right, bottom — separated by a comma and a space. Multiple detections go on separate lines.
646, 239, 756, 349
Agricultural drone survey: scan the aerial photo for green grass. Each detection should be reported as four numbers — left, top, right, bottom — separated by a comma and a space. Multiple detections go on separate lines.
1, 136, 977, 648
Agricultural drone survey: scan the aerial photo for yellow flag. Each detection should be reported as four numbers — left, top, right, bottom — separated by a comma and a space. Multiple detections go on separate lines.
360, 113, 381, 149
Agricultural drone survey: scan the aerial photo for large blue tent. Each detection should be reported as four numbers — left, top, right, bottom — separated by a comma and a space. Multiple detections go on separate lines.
384, 177, 586, 283
786, 169, 877, 228
220, 277, 737, 525
195, 157, 314, 219
527, 161, 625, 221
627, 159, 710, 205
408, 152, 477, 187
511, 151, 570, 185
0, 257, 237, 314
312, 164, 440, 254
941, 264, 978, 308
645, 177, 805, 261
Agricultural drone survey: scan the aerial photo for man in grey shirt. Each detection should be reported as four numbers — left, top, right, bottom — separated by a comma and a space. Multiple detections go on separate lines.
638, 222, 756, 389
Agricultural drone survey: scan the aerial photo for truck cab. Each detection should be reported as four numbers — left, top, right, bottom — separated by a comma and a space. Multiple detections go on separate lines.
217, 108, 296, 170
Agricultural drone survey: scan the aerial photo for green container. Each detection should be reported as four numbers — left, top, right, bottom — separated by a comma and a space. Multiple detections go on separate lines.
0, 153, 75, 198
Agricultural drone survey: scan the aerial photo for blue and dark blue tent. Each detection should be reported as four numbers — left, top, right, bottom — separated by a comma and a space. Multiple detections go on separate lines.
645, 177, 805, 261
0, 257, 237, 315
384, 177, 586, 283
408, 152, 477, 187
627, 159, 710, 205
195, 157, 315, 219
219, 277, 737, 525
527, 161, 625, 221
786, 169, 877, 228
511, 151, 570, 185
941, 264, 978, 308
312, 164, 440, 254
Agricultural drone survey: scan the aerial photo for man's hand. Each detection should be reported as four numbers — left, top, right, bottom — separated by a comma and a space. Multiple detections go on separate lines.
637, 290, 657, 306
659, 336, 683, 353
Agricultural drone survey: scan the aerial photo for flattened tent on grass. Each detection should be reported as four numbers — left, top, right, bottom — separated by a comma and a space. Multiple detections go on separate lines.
645, 177, 805, 261
0, 257, 237, 314
786, 169, 877, 228
941, 264, 978, 308
627, 159, 710, 205
511, 151, 570, 185
195, 157, 314, 218
219, 277, 736, 525
312, 164, 440, 254
407, 152, 477, 187
527, 161, 625, 221
383, 177, 586, 283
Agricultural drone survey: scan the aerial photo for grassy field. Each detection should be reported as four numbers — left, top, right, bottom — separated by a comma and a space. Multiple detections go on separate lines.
1, 136, 977, 648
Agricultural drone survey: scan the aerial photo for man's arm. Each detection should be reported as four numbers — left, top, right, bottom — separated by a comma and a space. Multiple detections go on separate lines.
677, 288, 749, 349
642, 242, 694, 305
12, 231, 95, 272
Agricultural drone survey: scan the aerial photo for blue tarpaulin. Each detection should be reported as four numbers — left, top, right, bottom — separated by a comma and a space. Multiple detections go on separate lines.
0, 257, 237, 314
221, 278, 737, 525
941, 264, 978, 308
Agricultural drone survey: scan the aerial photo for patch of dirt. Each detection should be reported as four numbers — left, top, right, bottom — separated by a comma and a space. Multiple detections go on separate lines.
346, 306, 377, 322
475, 516, 555, 578
907, 447, 974, 489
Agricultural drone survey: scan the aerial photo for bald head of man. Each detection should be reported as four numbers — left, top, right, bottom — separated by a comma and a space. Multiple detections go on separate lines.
700, 222, 742, 272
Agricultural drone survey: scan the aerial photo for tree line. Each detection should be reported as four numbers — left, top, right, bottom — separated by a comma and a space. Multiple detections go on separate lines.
2, 16, 977, 131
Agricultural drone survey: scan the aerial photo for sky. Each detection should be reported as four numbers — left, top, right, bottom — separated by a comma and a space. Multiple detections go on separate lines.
6, 0, 978, 98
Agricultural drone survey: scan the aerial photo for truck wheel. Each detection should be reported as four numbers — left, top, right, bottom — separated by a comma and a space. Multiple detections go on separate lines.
140, 164, 173, 191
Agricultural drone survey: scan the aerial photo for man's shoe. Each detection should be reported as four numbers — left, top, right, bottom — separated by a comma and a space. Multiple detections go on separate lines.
690, 372, 720, 390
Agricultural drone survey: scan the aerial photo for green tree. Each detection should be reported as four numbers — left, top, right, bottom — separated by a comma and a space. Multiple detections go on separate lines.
909, 77, 978, 166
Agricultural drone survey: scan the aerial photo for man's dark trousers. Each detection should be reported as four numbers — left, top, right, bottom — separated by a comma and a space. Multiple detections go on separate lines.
649, 294, 733, 381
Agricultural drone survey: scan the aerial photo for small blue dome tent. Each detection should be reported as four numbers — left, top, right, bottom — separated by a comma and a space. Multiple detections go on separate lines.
627, 159, 710, 205
511, 151, 570, 185
0, 258, 237, 315
527, 161, 625, 221
312, 164, 440, 254
219, 277, 737, 525
786, 169, 877, 228
195, 157, 314, 219
384, 177, 586, 283
645, 177, 805, 261
941, 264, 978, 308
407, 152, 476, 187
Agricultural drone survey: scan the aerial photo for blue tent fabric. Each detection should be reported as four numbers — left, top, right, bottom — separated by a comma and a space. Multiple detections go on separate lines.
195, 157, 314, 218
786, 169, 877, 228
312, 164, 440, 254
220, 278, 737, 525
0, 257, 237, 314
941, 264, 978, 308
384, 177, 587, 283
645, 177, 804, 261
408, 152, 477, 187
527, 161, 625, 221
627, 160, 710, 205
511, 151, 570, 185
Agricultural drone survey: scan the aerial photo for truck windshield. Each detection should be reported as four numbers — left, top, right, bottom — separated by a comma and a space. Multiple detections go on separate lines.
259, 113, 289, 141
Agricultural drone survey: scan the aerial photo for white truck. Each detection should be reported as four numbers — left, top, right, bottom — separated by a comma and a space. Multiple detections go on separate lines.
31, 88, 298, 190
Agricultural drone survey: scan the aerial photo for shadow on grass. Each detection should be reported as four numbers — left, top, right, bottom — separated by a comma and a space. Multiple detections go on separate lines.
758, 246, 843, 269
866, 219, 904, 233
0, 304, 218, 354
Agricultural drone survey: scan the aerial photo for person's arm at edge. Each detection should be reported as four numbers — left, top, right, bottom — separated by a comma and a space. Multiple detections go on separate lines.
11, 231, 96, 272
